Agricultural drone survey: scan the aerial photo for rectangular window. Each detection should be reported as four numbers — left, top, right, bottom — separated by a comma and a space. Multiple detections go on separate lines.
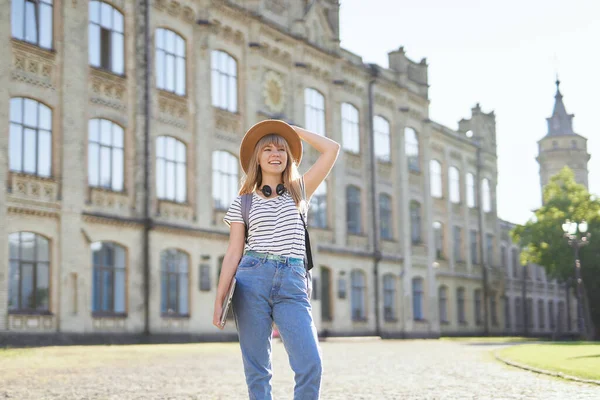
199, 264, 211, 291
321, 267, 332, 321
12, 0, 54, 49
486, 234, 494, 266
470, 229, 478, 264
453, 226, 462, 262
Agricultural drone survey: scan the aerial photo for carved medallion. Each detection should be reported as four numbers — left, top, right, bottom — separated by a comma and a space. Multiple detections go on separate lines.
263, 70, 286, 114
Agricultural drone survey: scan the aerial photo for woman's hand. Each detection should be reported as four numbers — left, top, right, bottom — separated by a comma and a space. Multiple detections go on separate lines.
213, 302, 224, 330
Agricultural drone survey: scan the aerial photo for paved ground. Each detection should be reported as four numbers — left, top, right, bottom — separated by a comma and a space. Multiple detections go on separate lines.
0, 338, 598, 399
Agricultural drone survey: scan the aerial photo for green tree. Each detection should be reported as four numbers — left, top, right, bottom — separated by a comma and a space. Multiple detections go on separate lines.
511, 167, 600, 340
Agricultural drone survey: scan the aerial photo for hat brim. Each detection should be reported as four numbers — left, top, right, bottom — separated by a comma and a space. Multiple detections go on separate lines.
239, 120, 303, 174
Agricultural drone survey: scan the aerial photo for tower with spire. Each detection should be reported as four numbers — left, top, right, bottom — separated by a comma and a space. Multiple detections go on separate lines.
536, 79, 591, 202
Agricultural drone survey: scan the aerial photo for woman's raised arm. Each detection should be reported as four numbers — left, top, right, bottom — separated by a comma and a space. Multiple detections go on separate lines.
292, 126, 340, 199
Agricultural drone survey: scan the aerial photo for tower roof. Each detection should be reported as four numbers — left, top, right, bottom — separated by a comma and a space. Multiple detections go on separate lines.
545, 79, 575, 137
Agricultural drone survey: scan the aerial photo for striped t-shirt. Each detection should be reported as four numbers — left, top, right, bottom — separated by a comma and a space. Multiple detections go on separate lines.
223, 179, 308, 259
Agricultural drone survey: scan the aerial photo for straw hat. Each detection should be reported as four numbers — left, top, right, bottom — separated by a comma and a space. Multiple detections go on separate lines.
239, 119, 303, 174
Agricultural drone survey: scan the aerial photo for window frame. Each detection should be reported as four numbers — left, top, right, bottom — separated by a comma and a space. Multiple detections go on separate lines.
346, 185, 362, 235
8, 232, 51, 313
373, 115, 391, 162
341, 102, 360, 153
379, 193, 393, 240
383, 274, 396, 321
91, 241, 126, 316
160, 249, 190, 317
457, 287, 466, 323
11, 0, 54, 49
308, 182, 327, 229
449, 166, 460, 203
212, 150, 238, 211
466, 172, 475, 208
9, 97, 52, 178
438, 285, 448, 323
405, 127, 420, 172
88, 118, 124, 192
88, 1, 125, 75
350, 269, 366, 321
155, 28, 186, 96
304, 87, 325, 136
429, 159, 442, 198
412, 277, 424, 321
211, 50, 238, 112
156, 135, 187, 203
410, 200, 422, 245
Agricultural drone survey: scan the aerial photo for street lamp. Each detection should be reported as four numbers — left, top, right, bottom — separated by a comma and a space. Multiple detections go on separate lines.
561, 219, 591, 339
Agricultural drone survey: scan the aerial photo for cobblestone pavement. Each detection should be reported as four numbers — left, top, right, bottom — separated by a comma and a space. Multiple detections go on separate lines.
1, 338, 599, 399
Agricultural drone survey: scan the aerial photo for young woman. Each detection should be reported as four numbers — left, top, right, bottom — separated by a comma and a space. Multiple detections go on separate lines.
213, 119, 340, 399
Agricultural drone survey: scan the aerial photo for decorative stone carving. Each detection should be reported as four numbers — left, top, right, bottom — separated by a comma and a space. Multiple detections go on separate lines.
313, 229, 334, 245
11, 40, 56, 89
265, 0, 286, 15
90, 188, 130, 213
90, 68, 127, 111
381, 240, 399, 255
92, 317, 126, 331
158, 201, 194, 221
374, 93, 394, 109
157, 91, 188, 129
9, 314, 55, 331
377, 162, 392, 179
154, 0, 196, 24
11, 173, 59, 203
214, 108, 241, 133
347, 234, 368, 250
211, 20, 245, 45
346, 152, 362, 171
263, 70, 286, 114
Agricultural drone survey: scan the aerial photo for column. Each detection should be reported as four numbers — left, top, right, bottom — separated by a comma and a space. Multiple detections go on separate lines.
0, 0, 10, 330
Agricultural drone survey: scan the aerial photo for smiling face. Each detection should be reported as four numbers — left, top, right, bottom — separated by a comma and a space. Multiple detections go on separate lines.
258, 142, 288, 175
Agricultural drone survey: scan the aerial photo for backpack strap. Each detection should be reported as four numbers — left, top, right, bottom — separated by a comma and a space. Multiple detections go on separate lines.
240, 193, 253, 244
298, 177, 314, 271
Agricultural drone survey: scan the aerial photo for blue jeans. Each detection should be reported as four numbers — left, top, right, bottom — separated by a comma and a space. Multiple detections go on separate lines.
233, 252, 322, 400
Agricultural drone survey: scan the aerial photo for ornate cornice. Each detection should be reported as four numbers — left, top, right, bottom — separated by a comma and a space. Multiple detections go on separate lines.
153, 0, 196, 24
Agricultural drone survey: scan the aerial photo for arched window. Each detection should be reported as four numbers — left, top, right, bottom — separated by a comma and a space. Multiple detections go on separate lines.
474, 289, 482, 325
374, 115, 390, 162
453, 226, 462, 262
466, 172, 475, 208
211, 50, 237, 112
8, 232, 50, 312
383, 274, 396, 321
309, 182, 327, 228
156, 136, 186, 203
449, 166, 460, 203
88, 119, 124, 191
457, 287, 465, 323
91, 241, 126, 314
350, 269, 366, 320
482, 178, 491, 212
305, 88, 325, 136
379, 193, 393, 240
11, 0, 53, 49
89, 1, 124, 74
410, 200, 421, 244
155, 28, 186, 95
412, 277, 424, 320
9, 98, 52, 177
346, 186, 361, 234
341, 103, 359, 153
212, 151, 238, 210
160, 249, 189, 316
430, 160, 442, 198
439, 285, 448, 323
405, 127, 419, 172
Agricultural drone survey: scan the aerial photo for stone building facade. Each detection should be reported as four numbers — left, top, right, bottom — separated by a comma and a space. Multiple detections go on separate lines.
0, 0, 575, 342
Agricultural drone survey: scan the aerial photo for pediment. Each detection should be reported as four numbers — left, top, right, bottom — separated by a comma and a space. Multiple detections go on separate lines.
303, 0, 335, 47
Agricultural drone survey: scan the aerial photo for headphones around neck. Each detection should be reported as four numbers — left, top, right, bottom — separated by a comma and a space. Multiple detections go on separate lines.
261, 183, 286, 197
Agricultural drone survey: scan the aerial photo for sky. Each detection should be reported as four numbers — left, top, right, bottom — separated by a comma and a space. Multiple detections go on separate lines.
338, 0, 600, 225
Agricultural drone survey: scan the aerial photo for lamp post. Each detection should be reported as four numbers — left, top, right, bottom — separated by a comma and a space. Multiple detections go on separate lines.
561, 219, 591, 339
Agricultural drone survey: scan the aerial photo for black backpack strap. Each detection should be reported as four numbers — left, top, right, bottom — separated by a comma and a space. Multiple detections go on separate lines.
298, 177, 314, 271
240, 193, 253, 244
299, 212, 314, 271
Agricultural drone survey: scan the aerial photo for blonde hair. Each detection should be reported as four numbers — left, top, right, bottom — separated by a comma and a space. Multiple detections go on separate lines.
239, 134, 304, 210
